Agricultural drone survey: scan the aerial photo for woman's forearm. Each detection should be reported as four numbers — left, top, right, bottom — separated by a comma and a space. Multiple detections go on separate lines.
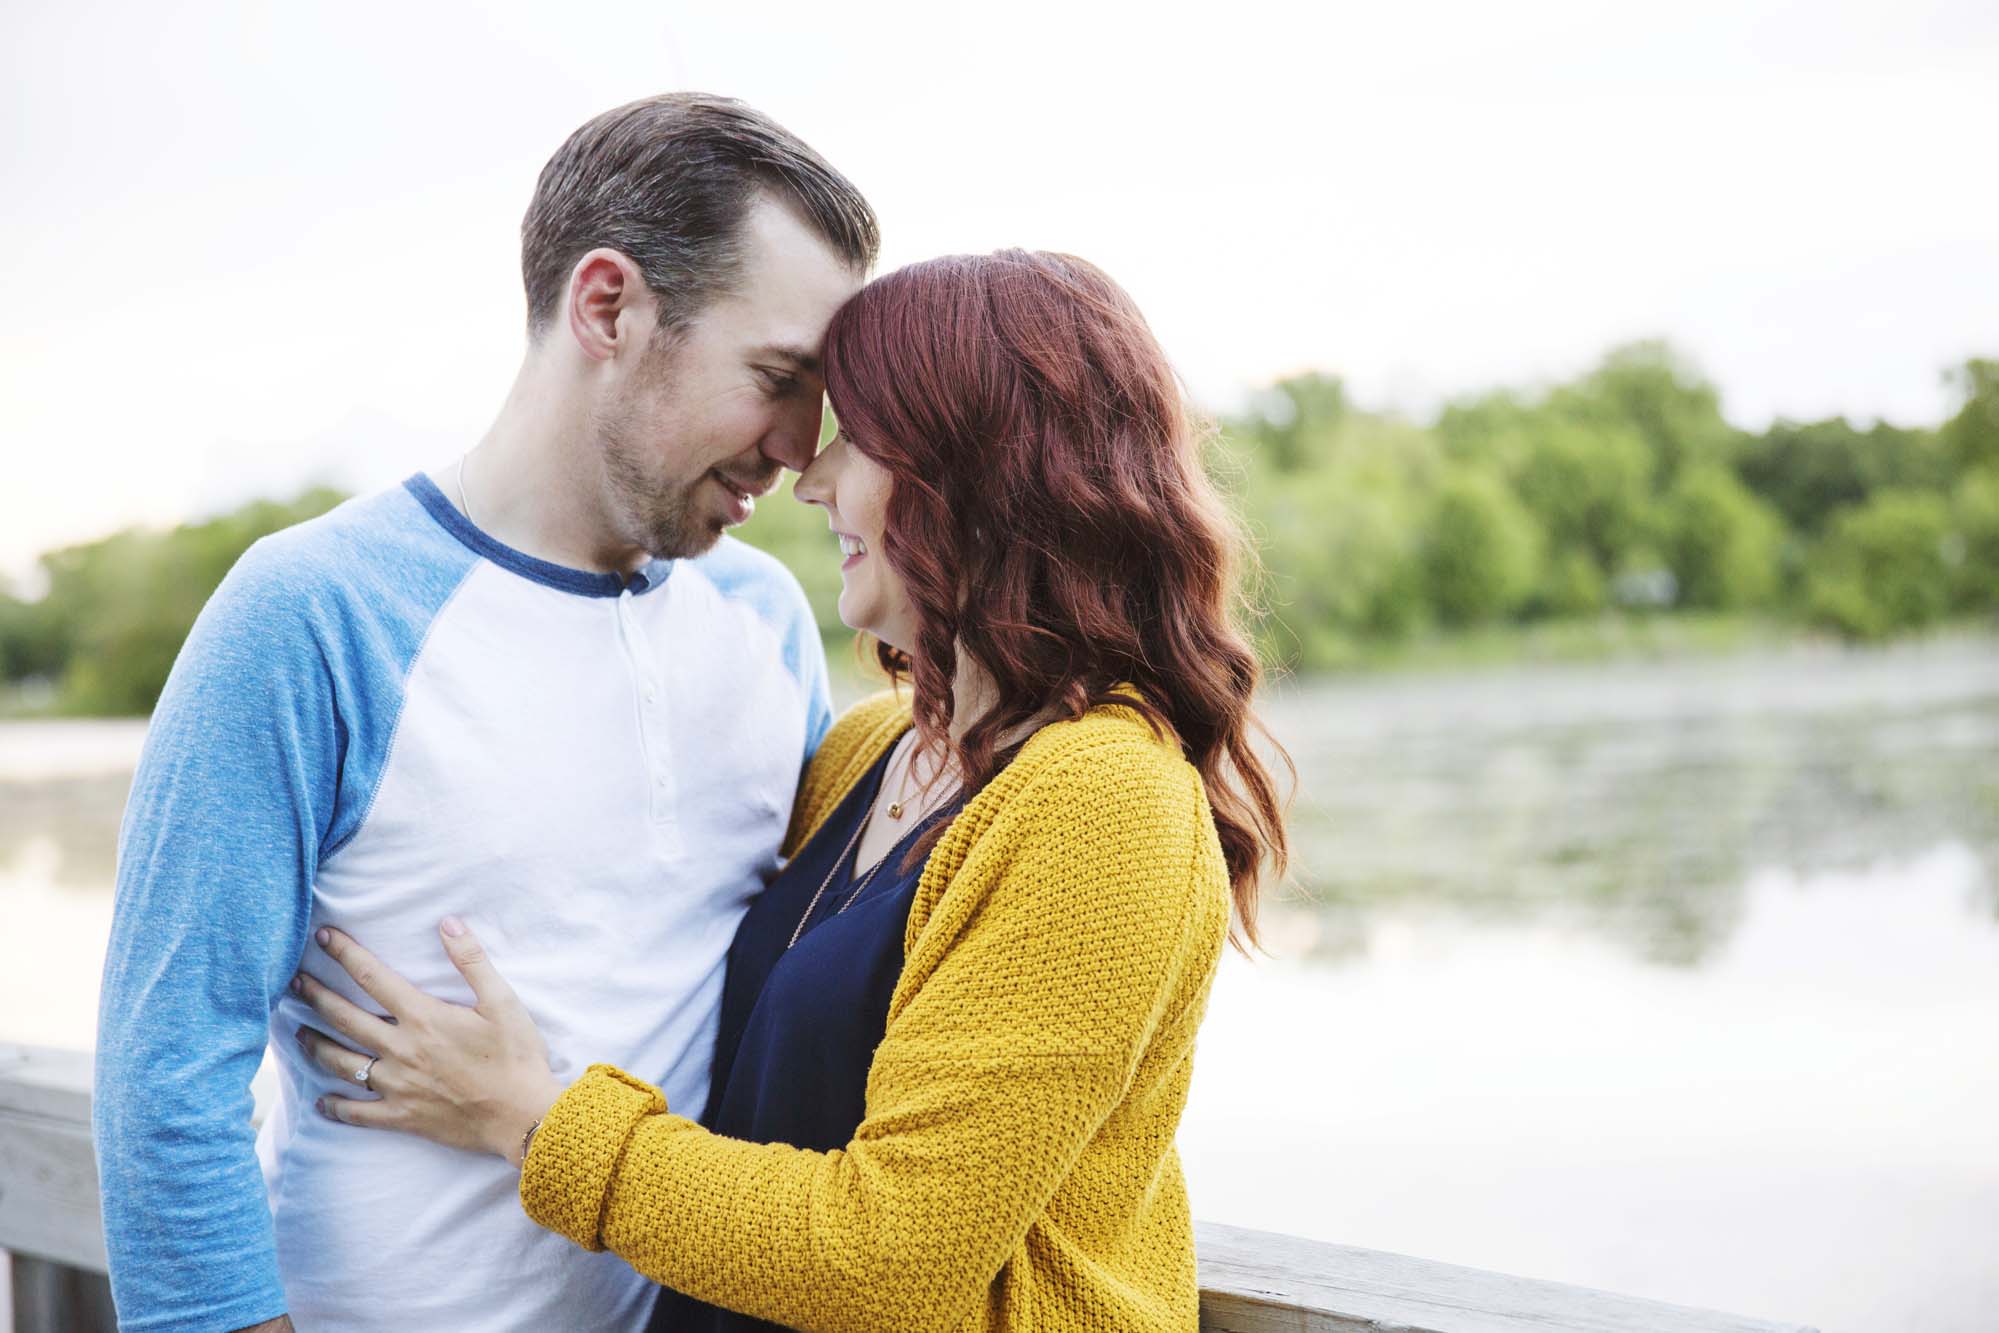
524, 1047, 1123, 1333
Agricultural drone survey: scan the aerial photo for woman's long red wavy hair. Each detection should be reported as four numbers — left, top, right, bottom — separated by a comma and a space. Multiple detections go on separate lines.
823, 250, 1289, 949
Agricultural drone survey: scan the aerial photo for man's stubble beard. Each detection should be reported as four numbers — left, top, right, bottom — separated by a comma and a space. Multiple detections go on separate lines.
601, 423, 710, 560
595, 341, 721, 561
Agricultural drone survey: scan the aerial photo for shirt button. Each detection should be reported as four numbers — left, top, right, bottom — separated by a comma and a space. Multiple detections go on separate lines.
645, 686, 656, 702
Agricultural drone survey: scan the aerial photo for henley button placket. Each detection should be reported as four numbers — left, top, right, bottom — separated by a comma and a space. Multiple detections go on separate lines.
615, 589, 677, 825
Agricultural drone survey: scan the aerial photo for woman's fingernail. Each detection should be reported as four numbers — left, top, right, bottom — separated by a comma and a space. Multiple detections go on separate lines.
315, 927, 331, 946
315, 1097, 327, 1116
441, 916, 465, 938
290, 974, 303, 995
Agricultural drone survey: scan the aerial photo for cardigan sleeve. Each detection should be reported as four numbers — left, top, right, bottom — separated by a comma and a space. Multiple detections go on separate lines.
518, 740, 1220, 1333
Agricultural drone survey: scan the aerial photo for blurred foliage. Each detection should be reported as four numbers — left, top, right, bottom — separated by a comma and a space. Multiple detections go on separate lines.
1420, 467, 1543, 626
1805, 490, 1954, 640
1548, 341, 1743, 485
5, 342, 1996, 714
1735, 417, 1944, 535
1224, 342, 1996, 660
2, 488, 348, 714
1660, 465, 1782, 611
1953, 466, 1999, 614
1228, 408, 1437, 663
1942, 359, 1999, 473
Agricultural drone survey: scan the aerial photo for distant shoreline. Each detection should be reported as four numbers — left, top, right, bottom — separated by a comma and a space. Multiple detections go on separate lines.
11, 618, 1993, 722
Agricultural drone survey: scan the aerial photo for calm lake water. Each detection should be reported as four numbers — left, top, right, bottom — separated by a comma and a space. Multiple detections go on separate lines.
3, 636, 1996, 1332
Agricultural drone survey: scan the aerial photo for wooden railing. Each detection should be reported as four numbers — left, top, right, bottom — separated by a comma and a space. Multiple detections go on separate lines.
1, 1043, 1816, 1332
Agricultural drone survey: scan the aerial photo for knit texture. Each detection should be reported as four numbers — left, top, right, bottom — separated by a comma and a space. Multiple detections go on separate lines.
519, 689, 1231, 1332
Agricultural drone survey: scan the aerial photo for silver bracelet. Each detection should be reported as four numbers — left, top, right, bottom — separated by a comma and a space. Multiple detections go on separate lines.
517, 1118, 543, 1169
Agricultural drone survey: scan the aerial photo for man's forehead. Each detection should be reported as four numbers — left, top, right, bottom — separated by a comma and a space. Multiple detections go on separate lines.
691, 284, 839, 367
728, 203, 862, 343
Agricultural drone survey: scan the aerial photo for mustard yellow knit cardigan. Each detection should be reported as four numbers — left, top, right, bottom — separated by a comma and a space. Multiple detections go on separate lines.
518, 690, 1231, 1332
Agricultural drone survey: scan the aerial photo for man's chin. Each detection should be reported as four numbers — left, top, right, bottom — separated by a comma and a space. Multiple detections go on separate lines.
704, 498, 754, 541
630, 488, 742, 560
649, 516, 728, 561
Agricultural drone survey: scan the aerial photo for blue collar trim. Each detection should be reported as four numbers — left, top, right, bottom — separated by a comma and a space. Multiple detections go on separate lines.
404, 473, 674, 598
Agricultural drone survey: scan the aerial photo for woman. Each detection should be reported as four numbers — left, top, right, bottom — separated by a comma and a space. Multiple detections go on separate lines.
292, 250, 1288, 1332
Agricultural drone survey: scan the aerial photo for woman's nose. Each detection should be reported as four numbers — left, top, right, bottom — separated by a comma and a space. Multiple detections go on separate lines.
793, 449, 832, 506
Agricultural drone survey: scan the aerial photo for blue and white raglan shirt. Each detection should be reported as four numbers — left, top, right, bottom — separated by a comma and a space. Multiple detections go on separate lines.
92, 474, 831, 1333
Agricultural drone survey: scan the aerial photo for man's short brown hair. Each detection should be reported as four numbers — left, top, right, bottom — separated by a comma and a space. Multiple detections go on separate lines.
520, 93, 879, 338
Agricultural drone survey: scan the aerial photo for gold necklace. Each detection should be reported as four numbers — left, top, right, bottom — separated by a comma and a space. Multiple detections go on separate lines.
785, 812, 885, 951
883, 730, 955, 821
785, 736, 954, 951
885, 732, 911, 819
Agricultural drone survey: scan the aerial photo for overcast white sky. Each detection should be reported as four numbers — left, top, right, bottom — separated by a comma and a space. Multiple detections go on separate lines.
3, 0, 1997, 579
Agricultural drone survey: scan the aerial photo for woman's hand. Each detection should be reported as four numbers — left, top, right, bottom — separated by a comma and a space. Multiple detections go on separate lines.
293, 917, 564, 1166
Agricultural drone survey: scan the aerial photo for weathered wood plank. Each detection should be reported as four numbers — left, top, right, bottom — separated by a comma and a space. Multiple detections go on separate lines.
9, 1252, 115, 1333
0, 1048, 105, 1273
1, 1046, 1818, 1332
0, 1047, 90, 1125
1195, 1222, 1816, 1333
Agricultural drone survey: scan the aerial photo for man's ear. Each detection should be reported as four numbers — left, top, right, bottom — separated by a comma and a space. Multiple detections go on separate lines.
564, 248, 648, 363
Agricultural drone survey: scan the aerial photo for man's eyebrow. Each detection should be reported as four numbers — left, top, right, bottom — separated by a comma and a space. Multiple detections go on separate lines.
750, 343, 822, 374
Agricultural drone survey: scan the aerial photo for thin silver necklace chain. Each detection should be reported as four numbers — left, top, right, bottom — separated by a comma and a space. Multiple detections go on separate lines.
455, 453, 475, 527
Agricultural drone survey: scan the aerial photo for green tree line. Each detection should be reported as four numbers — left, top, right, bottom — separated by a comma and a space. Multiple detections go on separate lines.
0, 489, 351, 715
1226, 343, 1997, 665
4, 343, 1995, 713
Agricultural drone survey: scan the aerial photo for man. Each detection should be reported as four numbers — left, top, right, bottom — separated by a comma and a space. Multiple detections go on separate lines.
92, 93, 877, 1332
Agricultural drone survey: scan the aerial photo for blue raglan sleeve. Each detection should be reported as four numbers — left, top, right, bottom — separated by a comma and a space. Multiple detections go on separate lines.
795, 607, 833, 763
695, 536, 834, 765
766, 563, 832, 763
93, 540, 339, 1332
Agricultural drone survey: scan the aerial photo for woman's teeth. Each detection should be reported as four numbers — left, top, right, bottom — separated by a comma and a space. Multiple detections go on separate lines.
839, 534, 868, 558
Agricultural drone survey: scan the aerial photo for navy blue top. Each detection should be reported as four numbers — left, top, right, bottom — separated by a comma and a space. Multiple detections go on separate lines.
650, 739, 961, 1333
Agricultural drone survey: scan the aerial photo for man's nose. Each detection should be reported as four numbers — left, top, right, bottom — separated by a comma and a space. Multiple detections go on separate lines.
762, 398, 823, 473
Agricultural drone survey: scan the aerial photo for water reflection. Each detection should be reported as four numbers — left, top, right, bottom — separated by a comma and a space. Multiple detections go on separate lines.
0, 720, 145, 893
0, 775, 129, 890
1184, 840, 1999, 1333
1260, 635, 1999, 967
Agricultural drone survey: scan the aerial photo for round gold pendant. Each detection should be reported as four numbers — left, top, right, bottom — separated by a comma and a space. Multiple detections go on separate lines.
886, 801, 904, 819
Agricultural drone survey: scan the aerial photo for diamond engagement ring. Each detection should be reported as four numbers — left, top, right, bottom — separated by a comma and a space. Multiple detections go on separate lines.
354, 1056, 378, 1089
